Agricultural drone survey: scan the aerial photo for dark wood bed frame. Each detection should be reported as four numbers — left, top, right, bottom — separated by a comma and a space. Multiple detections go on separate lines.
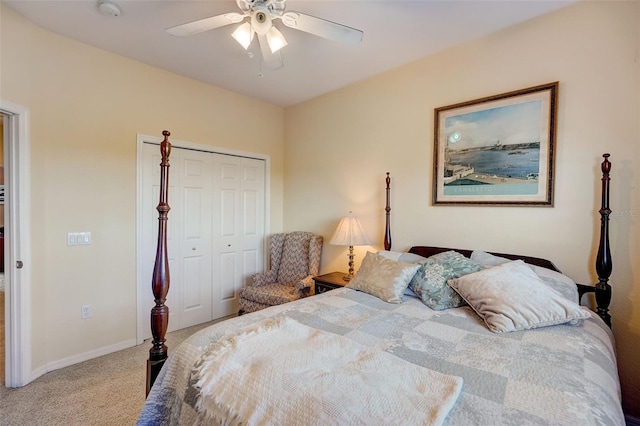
145, 130, 613, 393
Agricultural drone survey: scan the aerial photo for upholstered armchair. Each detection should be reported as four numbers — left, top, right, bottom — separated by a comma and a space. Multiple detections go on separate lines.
239, 231, 323, 315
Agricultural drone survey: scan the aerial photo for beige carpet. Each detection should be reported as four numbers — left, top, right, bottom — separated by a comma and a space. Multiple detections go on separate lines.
0, 317, 231, 426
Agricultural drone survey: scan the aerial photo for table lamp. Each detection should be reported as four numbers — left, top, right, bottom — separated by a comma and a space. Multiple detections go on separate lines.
329, 212, 372, 281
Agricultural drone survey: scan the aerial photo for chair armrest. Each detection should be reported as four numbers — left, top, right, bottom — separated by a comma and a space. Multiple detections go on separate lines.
295, 275, 315, 293
251, 269, 278, 287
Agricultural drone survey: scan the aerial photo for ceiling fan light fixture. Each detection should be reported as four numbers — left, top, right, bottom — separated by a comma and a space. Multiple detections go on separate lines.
231, 22, 254, 50
266, 26, 287, 53
166, 0, 363, 70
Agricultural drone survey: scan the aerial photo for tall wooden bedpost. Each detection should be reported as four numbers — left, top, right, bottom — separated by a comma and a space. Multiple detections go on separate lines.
596, 153, 612, 327
384, 172, 392, 250
146, 130, 172, 396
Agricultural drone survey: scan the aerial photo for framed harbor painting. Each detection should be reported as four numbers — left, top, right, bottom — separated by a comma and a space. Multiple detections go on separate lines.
433, 82, 558, 206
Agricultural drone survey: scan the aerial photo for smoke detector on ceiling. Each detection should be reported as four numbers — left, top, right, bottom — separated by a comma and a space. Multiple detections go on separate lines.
98, 0, 121, 17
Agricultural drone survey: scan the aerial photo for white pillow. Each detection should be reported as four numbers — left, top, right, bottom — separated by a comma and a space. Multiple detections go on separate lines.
469, 250, 510, 268
377, 250, 403, 261
448, 260, 591, 333
347, 251, 421, 303
377, 250, 428, 264
470, 250, 579, 303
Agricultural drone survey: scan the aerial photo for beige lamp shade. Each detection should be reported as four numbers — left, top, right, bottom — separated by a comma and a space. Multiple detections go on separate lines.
329, 214, 372, 246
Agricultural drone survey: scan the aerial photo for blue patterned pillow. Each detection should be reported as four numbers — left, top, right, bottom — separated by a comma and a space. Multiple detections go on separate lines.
409, 251, 483, 310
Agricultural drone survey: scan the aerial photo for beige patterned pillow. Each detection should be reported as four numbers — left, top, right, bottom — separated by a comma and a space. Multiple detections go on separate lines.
470, 250, 579, 302
347, 251, 420, 303
448, 260, 591, 333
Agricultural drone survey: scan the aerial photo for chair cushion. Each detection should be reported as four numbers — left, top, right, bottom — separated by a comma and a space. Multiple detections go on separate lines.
238, 299, 271, 314
240, 283, 303, 306
277, 232, 312, 286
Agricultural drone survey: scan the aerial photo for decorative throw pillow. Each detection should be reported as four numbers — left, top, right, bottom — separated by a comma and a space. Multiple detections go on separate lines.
448, 260, 591, 333
531, 265, 581, 303
469, 250, 510, 268
377, 251, 429, 298
377, 250, 429, 264
470, 250, 580, 303
408, 251, 484, 310
347, 251, 420, 303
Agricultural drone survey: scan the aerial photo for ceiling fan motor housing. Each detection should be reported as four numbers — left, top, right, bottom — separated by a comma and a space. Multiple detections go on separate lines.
251, 6, 272, 35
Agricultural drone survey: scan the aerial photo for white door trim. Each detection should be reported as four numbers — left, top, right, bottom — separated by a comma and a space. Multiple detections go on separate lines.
0, 100, 33, 387
135, 133, 271, 344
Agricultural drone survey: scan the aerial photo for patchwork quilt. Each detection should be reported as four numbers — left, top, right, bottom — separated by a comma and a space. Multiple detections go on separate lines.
138, 288, 623, 425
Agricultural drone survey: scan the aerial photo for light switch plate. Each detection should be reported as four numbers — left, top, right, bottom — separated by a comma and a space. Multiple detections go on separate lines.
68, 232, 91, 246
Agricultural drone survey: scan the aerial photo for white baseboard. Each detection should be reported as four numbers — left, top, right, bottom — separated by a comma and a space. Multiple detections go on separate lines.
29, 364, 48, 384
29, 338, 137, 382
47, 338, 137, 371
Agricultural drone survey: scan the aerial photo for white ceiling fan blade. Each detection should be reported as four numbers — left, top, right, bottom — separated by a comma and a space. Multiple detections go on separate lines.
258, 34, 283, 70
167, 13, 245, 37
280, 11, 363, 44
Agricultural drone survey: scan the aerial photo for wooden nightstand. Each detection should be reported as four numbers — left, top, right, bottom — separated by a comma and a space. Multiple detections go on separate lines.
313, 271, 349, 295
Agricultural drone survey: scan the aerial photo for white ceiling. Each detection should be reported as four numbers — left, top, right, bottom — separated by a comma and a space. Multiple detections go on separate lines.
5, 0, 575, 107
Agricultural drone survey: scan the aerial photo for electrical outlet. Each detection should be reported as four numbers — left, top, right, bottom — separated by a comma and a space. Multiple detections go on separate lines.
81, 305, 92, 319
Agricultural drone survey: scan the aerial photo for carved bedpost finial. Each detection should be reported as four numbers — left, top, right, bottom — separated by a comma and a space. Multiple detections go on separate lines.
160, 131, 172, 165
602, 153, 611, 174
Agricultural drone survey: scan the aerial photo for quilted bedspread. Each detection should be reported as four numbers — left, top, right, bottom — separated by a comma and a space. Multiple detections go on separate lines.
138, 288, 624, 425
194, 317, 463, 425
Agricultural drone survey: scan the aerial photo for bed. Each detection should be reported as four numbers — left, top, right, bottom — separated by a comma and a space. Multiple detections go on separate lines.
139, 132, 621, 425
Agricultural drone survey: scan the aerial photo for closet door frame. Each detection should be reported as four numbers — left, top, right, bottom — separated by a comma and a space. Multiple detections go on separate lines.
135, 134, 271, 345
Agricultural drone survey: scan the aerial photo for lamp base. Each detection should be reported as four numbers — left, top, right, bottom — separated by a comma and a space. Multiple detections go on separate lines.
344, 245, 356, 281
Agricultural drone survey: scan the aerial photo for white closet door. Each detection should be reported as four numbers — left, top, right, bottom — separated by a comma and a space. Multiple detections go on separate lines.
212, 155, 265, 318
140, 142, 177, 339
140, 143, 159, 341
141, 144, 213, 336
239, 157, 265, 298
139, 141, 265, 341
175, 149, 214, 328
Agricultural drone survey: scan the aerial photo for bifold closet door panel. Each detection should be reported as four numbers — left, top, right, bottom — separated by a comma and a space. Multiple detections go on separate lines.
176, 148, 214, 329
212, 155, 265, 318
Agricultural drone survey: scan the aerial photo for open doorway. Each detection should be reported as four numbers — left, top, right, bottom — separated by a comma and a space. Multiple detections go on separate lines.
0, 115, 5, 385
0, 100, 32, 388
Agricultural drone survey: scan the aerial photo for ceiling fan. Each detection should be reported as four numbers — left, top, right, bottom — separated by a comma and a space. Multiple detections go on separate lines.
166, 0, 363, 70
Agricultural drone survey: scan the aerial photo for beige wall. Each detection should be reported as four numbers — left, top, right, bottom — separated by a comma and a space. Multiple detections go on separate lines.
0, 5, 284, 370
285, 1, 640, 417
